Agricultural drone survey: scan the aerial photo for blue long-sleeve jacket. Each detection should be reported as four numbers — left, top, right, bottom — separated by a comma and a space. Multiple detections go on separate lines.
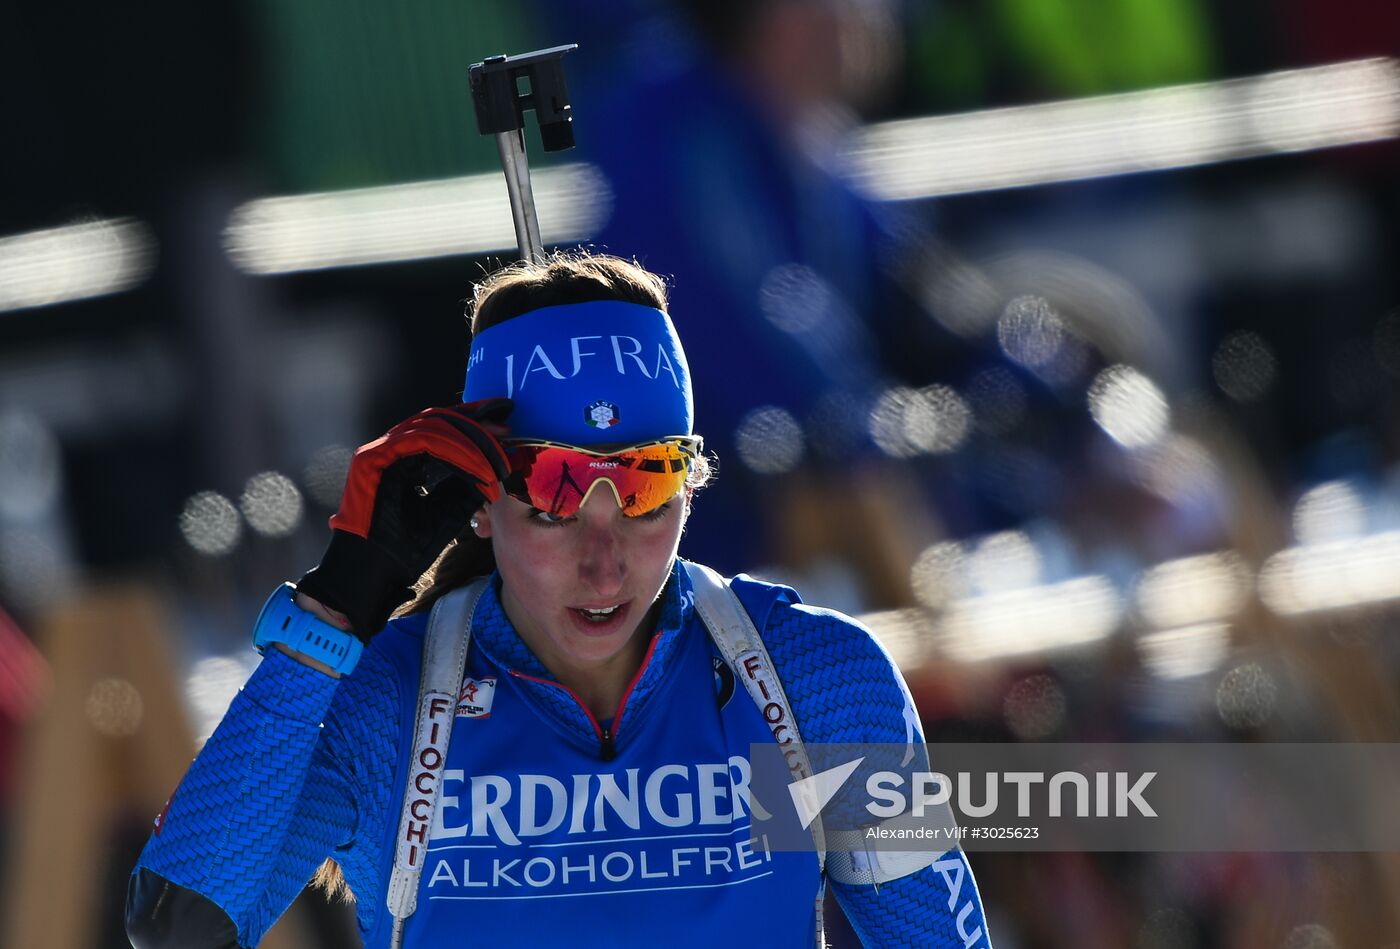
127, 561, 992, 947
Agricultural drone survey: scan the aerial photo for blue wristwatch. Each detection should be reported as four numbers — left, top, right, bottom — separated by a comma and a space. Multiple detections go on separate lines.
253, 582, 364, 675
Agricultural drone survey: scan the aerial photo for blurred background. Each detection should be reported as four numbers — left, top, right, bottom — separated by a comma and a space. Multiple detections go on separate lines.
1, 0, 1398, 946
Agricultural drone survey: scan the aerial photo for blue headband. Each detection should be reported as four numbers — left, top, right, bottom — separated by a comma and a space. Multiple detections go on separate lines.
463, 300, 693, 446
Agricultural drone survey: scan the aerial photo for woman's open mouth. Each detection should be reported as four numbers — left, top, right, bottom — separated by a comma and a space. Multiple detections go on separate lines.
568, 601, 630, 633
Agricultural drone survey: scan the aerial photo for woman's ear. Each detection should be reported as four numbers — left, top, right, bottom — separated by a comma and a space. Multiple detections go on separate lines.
473, 504, 494, 539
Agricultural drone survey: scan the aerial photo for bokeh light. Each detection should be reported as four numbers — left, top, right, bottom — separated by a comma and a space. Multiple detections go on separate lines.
1293, 480, 1365, 545
84, 677, 144, 738
226, 165, 609, 273
861, 608, 933, 671
758, 264, 834, 334
1136, 552, 1249, 630
1138, 623, 1231, 680
909, 540, 966, 610
903, 385, 971, 454
1215, 662, 1278, 730
1282, 923, 1337, 949
304, 444, 352, 508
1088, 365, 1170, 448
185, 655, 255, 745
1003, 673, 1067, 739
1211, 330, 1277, 403
1258, 530, 1400, 616
239, 471, 304, 538
734, 406, 805, 474
869, 388, 920, 458
179, 491, 242, 556
0, 217, 155, 312
869, 385, 970, 457
997, 295, 1066, 369
848, 58, 1400, 200
967, 531, 1041, 595
941, 575, 1122, 663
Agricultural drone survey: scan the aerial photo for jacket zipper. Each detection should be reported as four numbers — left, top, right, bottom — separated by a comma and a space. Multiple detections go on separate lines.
509, 632, 662, 761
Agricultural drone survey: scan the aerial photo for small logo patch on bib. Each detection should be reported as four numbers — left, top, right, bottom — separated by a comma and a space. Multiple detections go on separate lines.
456, 676, 497, 718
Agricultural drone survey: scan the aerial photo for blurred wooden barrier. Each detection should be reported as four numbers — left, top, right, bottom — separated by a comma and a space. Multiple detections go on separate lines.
770, 465, 933, 611
1, 582, 307, 949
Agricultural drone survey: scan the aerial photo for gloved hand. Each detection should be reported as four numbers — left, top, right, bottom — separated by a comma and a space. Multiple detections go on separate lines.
295, 399, 511, 639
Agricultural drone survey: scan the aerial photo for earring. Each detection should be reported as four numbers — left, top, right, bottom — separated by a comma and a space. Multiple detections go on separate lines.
470, 517, 480, 531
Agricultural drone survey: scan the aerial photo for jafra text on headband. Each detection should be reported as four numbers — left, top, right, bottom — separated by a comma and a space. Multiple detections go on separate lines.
463, 300, 695, 448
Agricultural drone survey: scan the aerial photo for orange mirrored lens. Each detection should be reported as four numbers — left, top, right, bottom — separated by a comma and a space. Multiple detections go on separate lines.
504, 441, 694, 518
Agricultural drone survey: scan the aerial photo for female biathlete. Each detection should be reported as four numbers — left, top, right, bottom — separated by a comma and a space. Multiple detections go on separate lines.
125, 252, 993, 948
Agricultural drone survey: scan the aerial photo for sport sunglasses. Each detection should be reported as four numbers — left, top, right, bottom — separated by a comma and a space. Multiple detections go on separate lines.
502, 436, 703, 519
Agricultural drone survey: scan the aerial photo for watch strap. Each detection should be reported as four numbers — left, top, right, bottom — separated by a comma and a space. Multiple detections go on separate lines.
253, 582, 364, 675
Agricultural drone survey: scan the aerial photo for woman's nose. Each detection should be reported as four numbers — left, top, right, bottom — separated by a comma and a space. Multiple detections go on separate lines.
576, 519, 626, 595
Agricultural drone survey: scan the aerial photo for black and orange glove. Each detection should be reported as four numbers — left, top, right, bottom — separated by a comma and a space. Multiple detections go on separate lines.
295, 399, 511, 639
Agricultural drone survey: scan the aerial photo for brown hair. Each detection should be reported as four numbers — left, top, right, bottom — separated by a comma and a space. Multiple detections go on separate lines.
470, 249, 669, 334
311, 250, 709, 902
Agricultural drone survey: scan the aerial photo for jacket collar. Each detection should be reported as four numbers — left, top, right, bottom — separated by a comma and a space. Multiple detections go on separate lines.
469, 558, 697, 740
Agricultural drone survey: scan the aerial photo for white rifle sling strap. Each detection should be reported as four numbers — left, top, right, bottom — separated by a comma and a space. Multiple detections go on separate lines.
387, 578, 488, 949
682, 561, 827, 946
